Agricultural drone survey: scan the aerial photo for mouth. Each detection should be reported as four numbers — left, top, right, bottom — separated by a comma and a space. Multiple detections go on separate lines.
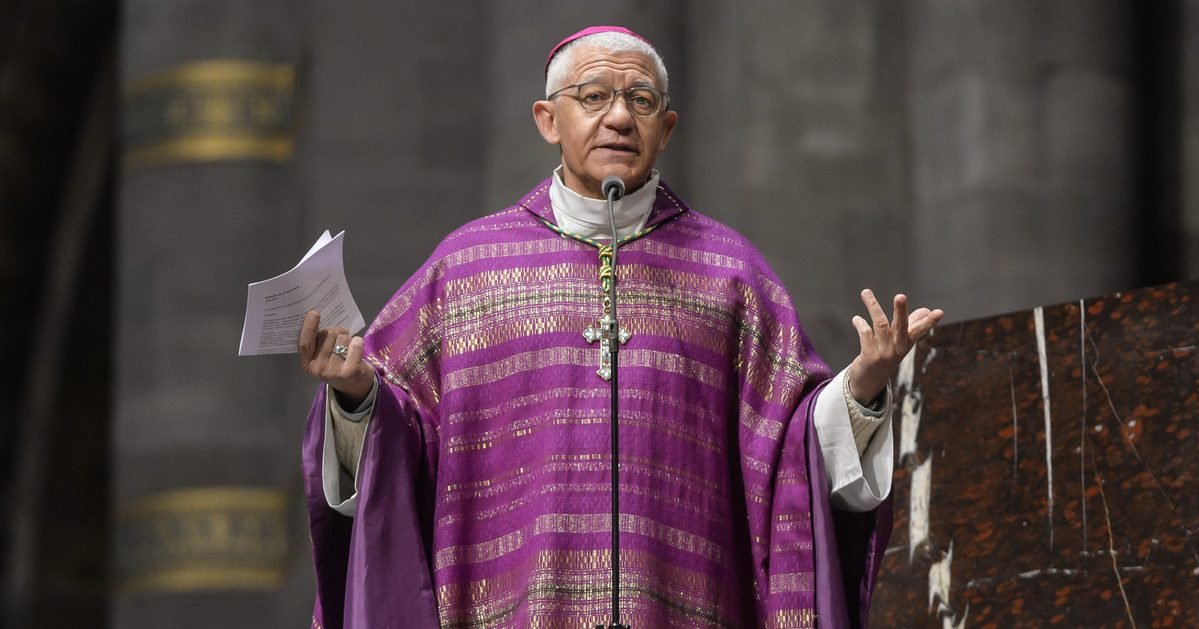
596, 143, 638, 154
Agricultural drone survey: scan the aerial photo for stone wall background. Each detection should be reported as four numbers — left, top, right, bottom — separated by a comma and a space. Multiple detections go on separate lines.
2, 1, 1197, 626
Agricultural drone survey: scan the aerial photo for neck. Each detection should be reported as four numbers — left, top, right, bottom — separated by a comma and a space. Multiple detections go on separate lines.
549, 167, 659, 240
567, 176, 650, 200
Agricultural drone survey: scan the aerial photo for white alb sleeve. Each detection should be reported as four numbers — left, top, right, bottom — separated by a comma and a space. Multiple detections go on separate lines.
812, 368, 895, 512
320, 377, 378, 516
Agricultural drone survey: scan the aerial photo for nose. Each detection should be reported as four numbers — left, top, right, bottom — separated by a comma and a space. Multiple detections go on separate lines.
601, 93, 635, 130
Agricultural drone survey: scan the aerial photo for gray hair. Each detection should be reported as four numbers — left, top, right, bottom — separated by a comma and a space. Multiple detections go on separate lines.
545, 31, 669, 97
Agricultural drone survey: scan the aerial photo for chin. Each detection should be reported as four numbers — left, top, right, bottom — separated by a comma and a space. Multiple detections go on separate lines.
591, 164, 642, 182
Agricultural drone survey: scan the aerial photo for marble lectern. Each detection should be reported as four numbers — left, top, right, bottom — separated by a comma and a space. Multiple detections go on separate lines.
872, 281, 1198, 627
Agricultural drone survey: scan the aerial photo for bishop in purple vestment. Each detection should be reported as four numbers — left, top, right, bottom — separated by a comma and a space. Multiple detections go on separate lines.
298, 26, 942, 629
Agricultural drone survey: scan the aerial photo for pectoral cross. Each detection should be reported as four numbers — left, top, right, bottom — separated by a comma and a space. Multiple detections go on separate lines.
583, 312, 631, 381
581, 243, 631, 381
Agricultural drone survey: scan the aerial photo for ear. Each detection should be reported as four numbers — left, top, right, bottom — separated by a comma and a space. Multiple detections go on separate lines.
532, 100, 560, 145
657, 110, 678, 151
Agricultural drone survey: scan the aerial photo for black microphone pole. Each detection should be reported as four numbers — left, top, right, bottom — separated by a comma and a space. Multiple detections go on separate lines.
598, 175, 630, 629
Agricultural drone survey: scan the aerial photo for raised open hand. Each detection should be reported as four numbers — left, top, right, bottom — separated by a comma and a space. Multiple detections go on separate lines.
846, 289, 944, 404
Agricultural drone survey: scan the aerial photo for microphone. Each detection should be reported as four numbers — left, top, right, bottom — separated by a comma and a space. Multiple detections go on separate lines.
602, 175, 625, 202
599, 172, 631, 629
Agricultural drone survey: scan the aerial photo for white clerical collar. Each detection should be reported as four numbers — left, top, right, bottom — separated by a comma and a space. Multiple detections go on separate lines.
549, 166, 660, 240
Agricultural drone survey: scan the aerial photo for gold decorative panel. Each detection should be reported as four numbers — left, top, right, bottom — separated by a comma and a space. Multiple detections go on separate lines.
117, 486, 288, 594
123, 61, 295, 166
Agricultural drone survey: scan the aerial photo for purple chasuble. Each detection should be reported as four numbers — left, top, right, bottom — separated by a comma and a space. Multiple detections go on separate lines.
302, 178, 891, 628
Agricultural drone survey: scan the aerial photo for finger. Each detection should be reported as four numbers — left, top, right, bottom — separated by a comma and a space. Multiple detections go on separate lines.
305, 327, 332, 375
852, 314, 873, 348
344, 336, 366, 374
331, 332, 352, 364
860, 289, 889, 329
322, 327, 348, 348
908, 308, 945, 340
316, 327, 347, 366
298, 310, 321, 365
893, 294, 910, 340
908, 307, 932, 324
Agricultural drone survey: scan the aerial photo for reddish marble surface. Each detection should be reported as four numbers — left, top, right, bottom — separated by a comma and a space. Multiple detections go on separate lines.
871, 281, 1198, 628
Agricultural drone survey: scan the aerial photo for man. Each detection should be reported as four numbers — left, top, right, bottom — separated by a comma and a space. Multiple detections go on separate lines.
300, 26, 942, 628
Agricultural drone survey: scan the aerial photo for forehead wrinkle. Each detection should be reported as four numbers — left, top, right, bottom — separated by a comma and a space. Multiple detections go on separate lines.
577, 74, 658, 90
567, 51, 662, 89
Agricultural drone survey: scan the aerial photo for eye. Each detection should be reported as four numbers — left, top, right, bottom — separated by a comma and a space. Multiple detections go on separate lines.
627, 89, 659, 113
578, 84, 612, 105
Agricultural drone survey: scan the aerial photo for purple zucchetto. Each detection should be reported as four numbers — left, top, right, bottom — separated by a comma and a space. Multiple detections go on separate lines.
545, 25, 654, 74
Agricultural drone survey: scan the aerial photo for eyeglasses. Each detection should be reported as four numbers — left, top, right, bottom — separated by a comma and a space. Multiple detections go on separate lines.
547, 82, 669, 117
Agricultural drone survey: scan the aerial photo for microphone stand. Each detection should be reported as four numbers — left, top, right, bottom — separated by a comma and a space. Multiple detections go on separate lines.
598, 176, 630, 629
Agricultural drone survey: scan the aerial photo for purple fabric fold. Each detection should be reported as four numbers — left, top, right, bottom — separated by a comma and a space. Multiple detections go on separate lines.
806, 383, 891, 629
303, 385, 440, 628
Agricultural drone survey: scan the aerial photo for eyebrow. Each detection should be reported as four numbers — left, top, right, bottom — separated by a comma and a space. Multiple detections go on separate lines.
578, 74, 658, 89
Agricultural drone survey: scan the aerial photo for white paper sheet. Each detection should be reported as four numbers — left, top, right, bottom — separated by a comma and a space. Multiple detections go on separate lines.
238, 230, 365, 355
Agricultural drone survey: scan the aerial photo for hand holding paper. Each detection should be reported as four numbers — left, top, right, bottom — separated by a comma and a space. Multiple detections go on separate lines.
297, 310, 375, 407
239, 230, 365, 356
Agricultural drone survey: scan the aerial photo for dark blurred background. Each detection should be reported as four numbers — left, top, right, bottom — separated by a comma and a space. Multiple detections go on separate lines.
1, 0, 1196, 627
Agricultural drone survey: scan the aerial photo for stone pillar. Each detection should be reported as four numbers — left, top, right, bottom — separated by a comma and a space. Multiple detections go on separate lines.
114, 1, 309, 626
1043, 1, 1138, 294
685, 0, 914, 366
907, 0, 1136, 322
117, 1, 508, 626
298, 2, 488, 316
1185, 0, 1199, 277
